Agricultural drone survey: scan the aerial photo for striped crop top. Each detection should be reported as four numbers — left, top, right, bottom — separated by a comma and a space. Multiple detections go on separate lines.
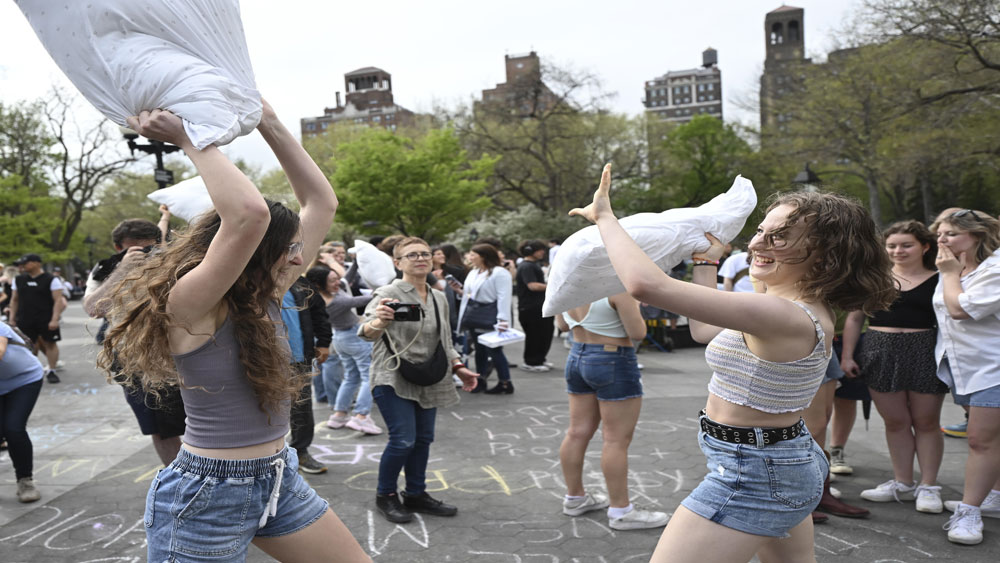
705, 302, 830, 414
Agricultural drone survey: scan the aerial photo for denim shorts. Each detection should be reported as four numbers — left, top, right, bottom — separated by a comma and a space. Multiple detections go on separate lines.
938, 356, 1000, 408
680, 414, 828, 538
564, 342, 642, 401
146, 446, 329, 562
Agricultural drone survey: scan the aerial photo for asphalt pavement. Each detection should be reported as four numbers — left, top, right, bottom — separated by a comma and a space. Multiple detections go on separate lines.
0, 301, 995, 562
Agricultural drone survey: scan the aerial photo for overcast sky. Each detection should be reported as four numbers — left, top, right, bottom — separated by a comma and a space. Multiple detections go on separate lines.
1, 0, 858, 172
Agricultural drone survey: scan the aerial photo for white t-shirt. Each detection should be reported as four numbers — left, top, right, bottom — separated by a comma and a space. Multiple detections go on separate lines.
719, 251, 754, 293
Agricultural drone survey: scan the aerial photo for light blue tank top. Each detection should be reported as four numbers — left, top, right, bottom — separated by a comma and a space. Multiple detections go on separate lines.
562, 298, 628, 338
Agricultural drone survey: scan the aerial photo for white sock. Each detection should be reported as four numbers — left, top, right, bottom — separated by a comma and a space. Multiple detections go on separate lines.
959, 502, 981, 514
607, 503, 633, 519
990, 489, 1000, 498
565, 494, 585, 502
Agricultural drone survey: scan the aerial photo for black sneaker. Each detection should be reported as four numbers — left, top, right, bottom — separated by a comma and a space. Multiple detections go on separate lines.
401, 491, 458, 517
46, 370, 60, 384
297, 451, 327, 474
376, 493, 413, 523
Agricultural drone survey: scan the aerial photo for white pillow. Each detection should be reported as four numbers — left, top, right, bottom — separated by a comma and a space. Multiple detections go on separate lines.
542, 175, 758, 317
16, 0, 261, 149
147, 176, 214, 223
352, 240, 396, 289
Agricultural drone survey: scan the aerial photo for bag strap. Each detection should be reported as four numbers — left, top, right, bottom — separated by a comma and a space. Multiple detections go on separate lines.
380, 284, 441, 369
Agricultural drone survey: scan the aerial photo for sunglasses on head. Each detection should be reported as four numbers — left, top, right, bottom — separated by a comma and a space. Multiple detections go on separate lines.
951, 209, 986, 224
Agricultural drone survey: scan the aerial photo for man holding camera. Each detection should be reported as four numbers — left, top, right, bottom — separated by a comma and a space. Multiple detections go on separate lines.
83, 209, 185, 466
7, 254, 67, 383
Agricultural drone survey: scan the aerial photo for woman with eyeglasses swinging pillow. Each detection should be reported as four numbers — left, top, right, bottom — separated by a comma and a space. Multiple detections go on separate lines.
931, 209, 1000, 545
359, 238, 480, 523
571, 164, 895, 563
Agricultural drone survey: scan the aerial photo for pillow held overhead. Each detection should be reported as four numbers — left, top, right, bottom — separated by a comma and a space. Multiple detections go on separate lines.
542, 175, 758, 318
16, 0, 262, 149
147, 176, 214, 223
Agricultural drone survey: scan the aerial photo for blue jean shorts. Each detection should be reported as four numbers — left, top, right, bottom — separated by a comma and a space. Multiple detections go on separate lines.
145, 446, 329, 562
939, 356, 1000, 408
680, 414, 828, 537
564, 342, 642, 401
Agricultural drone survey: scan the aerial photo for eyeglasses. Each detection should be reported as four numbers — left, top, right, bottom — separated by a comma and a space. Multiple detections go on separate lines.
400, 251, 432, 261
287, 241, 304, 256
951, 209, 986, 224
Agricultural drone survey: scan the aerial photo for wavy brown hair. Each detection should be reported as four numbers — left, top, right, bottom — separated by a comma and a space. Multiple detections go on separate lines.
762, 191, 897, 315
884, 220, 937, 271
97, 200, 307, 413
931, 209, 1000, 264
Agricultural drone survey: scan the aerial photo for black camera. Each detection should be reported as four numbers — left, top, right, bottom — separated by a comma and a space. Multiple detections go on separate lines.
91, 245, 154, 282
387, 302, 423, 322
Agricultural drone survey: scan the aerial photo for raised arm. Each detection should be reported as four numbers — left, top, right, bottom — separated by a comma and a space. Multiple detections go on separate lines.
127, 110, 271, 324
569, 164, 810, 341
257, 101, 338, 293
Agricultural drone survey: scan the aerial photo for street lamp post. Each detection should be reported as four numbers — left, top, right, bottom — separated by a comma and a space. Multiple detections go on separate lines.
120, 127, 182, 190
792, 163, 821, 193
83, 235, 97, 269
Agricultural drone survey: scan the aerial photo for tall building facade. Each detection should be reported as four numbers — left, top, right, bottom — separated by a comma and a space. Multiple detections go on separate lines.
643, 48, 723, 124
480, 51, 560, 117
759, 5, 810, 132
300, 67, 416, 138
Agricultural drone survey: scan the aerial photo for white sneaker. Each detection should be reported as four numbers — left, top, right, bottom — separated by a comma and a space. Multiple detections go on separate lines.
346, 415, 383, 435
562, 492, 609, 516
543, 361, 554, 368
829, 486, 842, 499
915, 485, 943, 513
608, 505, 669, 530
944, 491, 1000, 518
522, 364, 551, 373
636, 363, 644, 370
326, 413, 351, 429
860, 479, 916, 502
829, 446, 853, 475
944, 505, 983, 545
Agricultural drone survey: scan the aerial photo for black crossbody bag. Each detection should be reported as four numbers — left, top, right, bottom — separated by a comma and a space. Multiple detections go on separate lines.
382, 290, 449, 386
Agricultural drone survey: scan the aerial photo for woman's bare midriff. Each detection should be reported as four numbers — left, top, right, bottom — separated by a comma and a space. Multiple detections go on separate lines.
570, 326, 633, 349
704, 394, 803, 429
183, 436, 286, 460
867, 326, 934, 334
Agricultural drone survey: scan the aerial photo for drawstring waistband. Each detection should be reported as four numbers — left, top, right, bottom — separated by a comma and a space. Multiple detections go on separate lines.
258, 457, 286, 528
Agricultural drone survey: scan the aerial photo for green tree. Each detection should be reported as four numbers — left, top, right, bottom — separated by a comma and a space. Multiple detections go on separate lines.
455, 64, 645, 213
0, 176, 64, 264
329, 128, 497, 241
614, 115, 753, 216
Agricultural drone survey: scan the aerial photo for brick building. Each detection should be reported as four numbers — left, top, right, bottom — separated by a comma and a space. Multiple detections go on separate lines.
300, 67, 417, 138
643, 48, 723, 124
759, 5, 811, 132
480, 51, 560, 117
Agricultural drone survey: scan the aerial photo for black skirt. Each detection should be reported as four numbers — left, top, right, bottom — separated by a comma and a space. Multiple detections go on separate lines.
858, 329, 948, 394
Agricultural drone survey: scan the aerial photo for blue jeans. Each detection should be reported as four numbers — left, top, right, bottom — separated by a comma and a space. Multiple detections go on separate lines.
332, 327, 374, 415
470, 331, 511, 382
145, 447, 328, 562
371, 385, 437, 496
0, 378, 42, 479
319, 353, 344, 407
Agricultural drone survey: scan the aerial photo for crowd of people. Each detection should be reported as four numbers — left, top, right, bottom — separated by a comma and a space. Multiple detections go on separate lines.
1, 104, 998, 561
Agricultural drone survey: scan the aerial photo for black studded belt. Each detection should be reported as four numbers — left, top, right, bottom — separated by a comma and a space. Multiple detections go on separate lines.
698, 410, 805, 445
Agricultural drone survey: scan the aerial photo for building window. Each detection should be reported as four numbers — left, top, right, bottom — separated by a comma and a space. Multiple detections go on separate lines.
771, 22, 784, 45
306, 123, 316, 131
707, 83, 714, 91
788, 21, 800, 41
321, 123, 328, 129
373, 116, 381, 122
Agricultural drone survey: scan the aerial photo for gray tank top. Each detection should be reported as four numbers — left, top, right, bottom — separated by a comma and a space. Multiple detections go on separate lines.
172, 310, 291, 449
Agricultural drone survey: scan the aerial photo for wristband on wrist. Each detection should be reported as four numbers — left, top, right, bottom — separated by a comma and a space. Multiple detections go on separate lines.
451, 362, 465, 374
692, 259, 720, 266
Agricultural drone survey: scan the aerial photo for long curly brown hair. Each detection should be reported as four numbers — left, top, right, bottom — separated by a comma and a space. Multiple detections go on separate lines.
97, 200, 307, 413
762, 191, 897, 315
